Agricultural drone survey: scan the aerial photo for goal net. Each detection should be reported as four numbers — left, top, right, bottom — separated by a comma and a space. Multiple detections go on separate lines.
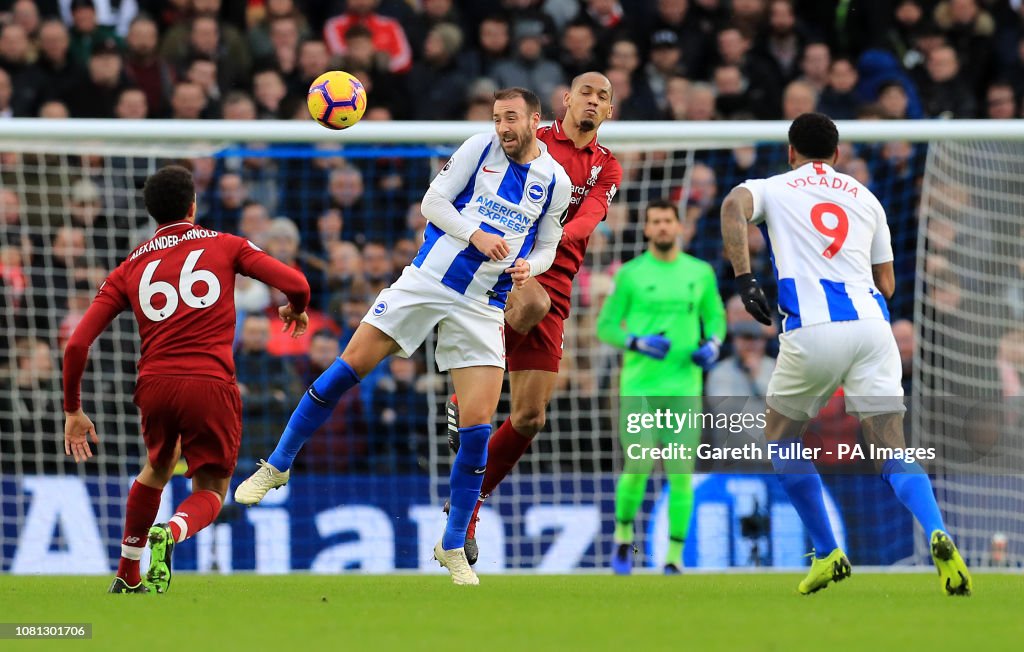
913, 139, 1024, 568
0, 119, 1016, 574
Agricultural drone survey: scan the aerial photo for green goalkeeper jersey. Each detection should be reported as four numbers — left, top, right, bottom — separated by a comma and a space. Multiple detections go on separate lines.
597, 251, 726, 396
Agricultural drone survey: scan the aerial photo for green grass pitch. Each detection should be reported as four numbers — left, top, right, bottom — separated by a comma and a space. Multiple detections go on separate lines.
3, 574, 1022, 651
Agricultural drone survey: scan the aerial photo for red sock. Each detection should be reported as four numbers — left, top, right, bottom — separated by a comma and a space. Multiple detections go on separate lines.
480, 418, 532, 497
118, 480, 163, 585
168, 490, 222, 543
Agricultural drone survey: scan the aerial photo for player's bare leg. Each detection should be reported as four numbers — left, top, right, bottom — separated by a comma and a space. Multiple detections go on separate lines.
111, 453, 177, 594
435, 365, 503, 585
861, 413, 972, 595
504, 278, 551, 334
236, 323, 401, 505
765, 408, 851, 594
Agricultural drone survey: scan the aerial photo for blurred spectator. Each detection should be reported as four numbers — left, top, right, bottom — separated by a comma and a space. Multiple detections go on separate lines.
560, 20, 600, 81
685, 80, 717, 120
185, 54, 222, 117
915, 44, 976, 117
122, 15, 173, 118
892, 318, 914, 395
781, 79, 818, 119
856, 48, 925, 118
817, 56, 861, 119
605, 66, 658, 120
391, 237, 417, 271
326, 166, 371, 243
10, 0, 41, 39
639, 0, 710, 77
290, 38, 332, 99
293, 328, 367, 472
405, 201, 426, 242
369, 355, 429, 473
500, 0, 559, 55
60, 0, 138, 38
37, 19, 84, 103
67, 0, 120, 67
201, 172, 246, 233
161, 11, 250, 93
757, 0, 812, 84
168, 79, 207, 119
645, 30, 687, 113
888, 0, 927, 67
66, 177, 127, 267
261, 13, 303, 79
0, 68, 12, 118
404, 0, 459, 59
339, 24, 402, 116
38, 99, 70, 118
581, 0, 628, 45
662, 74, 689, 119
0, 23, 44, 116
0, 244, 27, 310
491, 22, 564, 116
362, 241, 394, 296
712, 63, 752, 118
238, 200, 271, 247
235, 312, 302, 463
253, 67, 287, 119
547, 82, 569, 120
324, 240, 367, 310
0, 337, 60, 443
731, 0, 767, 36
717, 25, 781, 118
798, 41, 830, 93
323, 0, 413, 74
877, 79, 910, 119
984, 81, 1018, 119
461, 13, 511, 79
933, 0, 995, 98
113, 84, 147, 119
997, 328, 1024, 397
62, 37, 129, 117
249, 2, 310, 66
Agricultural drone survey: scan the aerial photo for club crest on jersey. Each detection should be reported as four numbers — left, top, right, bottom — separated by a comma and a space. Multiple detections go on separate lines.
588, 165, 602, 186
526, 181, 546, 203
372, 301, 388, 316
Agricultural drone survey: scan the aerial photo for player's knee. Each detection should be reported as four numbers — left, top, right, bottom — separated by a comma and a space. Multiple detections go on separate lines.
511, 407, 546, 437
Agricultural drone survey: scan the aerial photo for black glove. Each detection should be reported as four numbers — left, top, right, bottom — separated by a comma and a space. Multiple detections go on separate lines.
735, 273, 773, 325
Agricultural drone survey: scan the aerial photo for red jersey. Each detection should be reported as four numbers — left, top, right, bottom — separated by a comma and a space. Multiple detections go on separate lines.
63, 221, 310, 411
536, 120, 622, 318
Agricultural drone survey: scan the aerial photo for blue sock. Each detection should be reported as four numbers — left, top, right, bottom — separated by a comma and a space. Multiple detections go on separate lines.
881, 459, 946, 542
443, 424, 491, 550
770, 438, 839, 555
267, 358, 360, 472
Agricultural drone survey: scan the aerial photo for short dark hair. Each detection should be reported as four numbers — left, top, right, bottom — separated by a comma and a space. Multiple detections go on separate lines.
787, 112, 839, 160
143, 165, 194, 224
494, 87, 542, 116
645, 198, 680, 221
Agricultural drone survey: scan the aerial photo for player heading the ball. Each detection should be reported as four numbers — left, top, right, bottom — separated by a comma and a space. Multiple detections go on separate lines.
235, 87, 572, 586
721, 112, 971, 596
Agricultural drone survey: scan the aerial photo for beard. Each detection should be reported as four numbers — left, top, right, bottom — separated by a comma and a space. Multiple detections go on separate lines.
503, 132, 533, 160
653, 239, 675, 253
578, 118, 596, 132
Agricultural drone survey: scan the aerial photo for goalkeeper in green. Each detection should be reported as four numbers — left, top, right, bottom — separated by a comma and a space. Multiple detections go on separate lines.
596, 198, 726, 573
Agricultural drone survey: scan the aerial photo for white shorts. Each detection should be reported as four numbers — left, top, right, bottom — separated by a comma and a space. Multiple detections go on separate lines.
767, 319, 905, 420
361, 266, 505, 372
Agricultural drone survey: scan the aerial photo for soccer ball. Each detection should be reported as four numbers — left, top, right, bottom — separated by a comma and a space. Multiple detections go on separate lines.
307, 70, 367, 130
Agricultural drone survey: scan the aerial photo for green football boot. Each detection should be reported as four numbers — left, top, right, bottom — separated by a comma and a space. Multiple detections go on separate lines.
931, 530, 972, 596
798, 548, 852, 595
144, 523, 175, 594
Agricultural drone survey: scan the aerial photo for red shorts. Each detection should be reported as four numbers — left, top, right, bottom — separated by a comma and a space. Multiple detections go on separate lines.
505, 309, 565, 373
133, 375, 242, 478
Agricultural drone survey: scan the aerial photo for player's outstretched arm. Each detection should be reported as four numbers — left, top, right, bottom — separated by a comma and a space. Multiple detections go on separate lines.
421, 187, 482, 244
62, 299, 123, 462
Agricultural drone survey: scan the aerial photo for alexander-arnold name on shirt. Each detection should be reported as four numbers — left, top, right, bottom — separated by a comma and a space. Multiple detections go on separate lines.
129, 228, 219, 261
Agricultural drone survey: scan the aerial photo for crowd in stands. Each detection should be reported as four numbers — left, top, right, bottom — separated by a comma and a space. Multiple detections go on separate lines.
1, 0, 1021, 475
